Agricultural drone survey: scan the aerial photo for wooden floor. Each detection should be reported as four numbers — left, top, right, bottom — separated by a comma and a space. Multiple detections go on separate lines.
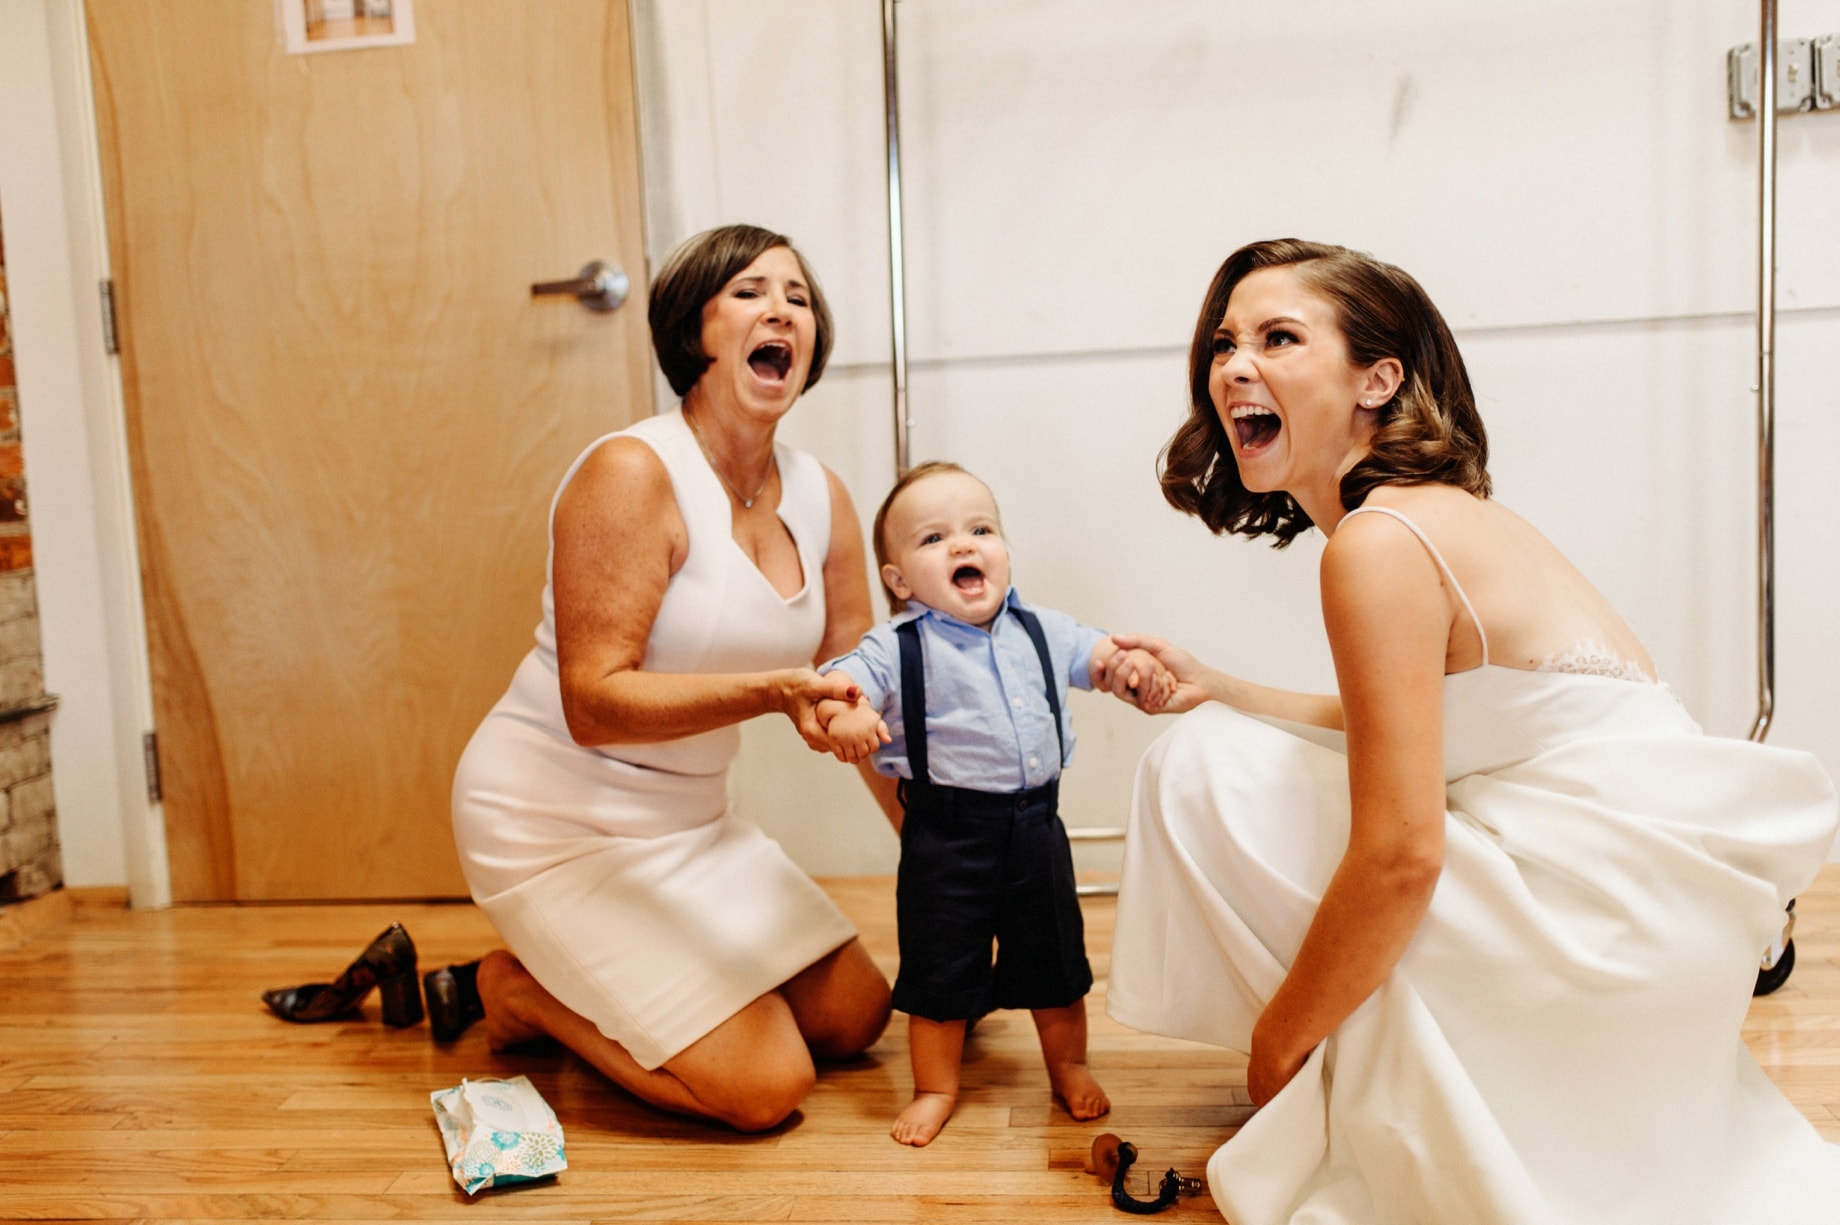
1, 868, 1837, 1222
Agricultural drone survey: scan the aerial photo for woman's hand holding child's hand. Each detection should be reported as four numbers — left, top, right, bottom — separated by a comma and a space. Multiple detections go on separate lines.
814, 678, 891, 764
1117, 647, 1176, 711
1093, 636, 1178, 713
779, 669, 864, 751
1100, 634, 1210, 714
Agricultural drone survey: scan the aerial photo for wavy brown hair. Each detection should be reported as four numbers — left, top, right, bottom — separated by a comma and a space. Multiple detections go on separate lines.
1160, 239, 1489, 546
648, 223, 835, 398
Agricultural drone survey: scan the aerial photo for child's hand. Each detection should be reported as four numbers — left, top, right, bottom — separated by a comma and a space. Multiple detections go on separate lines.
1093, 637, 1177, 713
814, 696, 857, 731
1118, 647, 1176, 711
821, 698, 892, 764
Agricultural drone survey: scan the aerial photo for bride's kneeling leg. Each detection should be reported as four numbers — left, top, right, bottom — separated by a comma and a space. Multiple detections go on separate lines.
1111, 709, 1351, 1049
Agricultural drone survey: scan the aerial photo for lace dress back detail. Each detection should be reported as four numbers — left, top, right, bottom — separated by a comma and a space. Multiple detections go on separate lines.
1538, 639, 1656, 684
1342, 505, 1658, 685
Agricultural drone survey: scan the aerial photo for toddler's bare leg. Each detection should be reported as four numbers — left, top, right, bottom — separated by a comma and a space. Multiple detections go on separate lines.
1032, 1000, 1109, 1120
893, 1015, 966, 1146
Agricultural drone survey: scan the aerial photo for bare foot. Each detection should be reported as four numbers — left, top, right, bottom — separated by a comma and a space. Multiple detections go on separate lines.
891, 1091, 956, 1146
1050, 1062, 1110, 1121
475, 950, 547, 1051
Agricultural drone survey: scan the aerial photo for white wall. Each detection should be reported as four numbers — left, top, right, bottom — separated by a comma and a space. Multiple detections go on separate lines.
10, 0, 1840, 893
635, 0, 1840, 873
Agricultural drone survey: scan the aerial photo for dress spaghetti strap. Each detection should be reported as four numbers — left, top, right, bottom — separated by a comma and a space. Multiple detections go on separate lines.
1341, 504, 1490, 667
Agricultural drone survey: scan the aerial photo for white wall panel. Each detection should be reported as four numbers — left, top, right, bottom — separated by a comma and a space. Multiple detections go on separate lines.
639, 0, 891, 368
1771, 309, 1840, 762
894, 0, 1840, 360
641, 0, 1840, 869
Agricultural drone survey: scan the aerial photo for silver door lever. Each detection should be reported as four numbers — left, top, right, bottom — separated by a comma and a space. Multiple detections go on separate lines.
531, 260, 630, 312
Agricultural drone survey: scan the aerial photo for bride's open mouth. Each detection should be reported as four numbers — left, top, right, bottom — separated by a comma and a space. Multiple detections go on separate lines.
748, 341, 793, 383
1230, 404, 1279, 452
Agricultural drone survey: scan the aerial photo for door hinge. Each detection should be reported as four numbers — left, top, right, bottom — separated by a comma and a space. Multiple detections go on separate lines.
142, 730, 162, 804
99, 279, 120, 355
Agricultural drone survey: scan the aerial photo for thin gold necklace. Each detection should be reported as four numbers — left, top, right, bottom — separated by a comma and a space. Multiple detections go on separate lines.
685, 409, 776, 509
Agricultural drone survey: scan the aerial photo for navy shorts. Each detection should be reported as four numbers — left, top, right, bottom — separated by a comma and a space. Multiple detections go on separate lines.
890, 777, 1093, 1022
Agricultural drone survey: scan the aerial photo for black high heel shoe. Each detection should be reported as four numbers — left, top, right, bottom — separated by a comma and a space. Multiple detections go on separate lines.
262, 922, 425, 1028
423, 961, 485, 1043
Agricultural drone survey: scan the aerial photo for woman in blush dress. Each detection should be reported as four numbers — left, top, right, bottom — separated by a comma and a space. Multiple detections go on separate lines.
445, 224, 897, 1132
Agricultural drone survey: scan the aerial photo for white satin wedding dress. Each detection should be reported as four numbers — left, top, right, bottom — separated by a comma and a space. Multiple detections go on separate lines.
1108, 506, 1840, 1224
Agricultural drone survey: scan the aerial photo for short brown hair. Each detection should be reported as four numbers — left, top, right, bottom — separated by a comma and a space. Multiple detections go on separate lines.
647, 224, 836, 398
1160, 239, 1489, 546
871, 461, 994, 613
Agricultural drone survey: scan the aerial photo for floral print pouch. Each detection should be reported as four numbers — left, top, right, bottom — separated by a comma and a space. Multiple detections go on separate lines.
430, 1075, 568, 1194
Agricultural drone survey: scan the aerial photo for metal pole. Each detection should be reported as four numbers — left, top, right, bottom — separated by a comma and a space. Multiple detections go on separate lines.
1750, 0, 1778, 742
882, 0, 912, 476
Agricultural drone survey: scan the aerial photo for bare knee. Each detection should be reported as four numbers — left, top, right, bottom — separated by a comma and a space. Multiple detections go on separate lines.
807, 991, 892, 1061
784, 943, 893, 1061
709, 1059, 816, 1132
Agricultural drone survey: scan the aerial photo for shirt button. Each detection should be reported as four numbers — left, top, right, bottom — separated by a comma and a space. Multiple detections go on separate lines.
1011, 697, 1023, 709
1028, 756, 1039, 768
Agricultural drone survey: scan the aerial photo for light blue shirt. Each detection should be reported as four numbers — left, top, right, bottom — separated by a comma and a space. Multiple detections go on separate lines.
822, 588, 1107, 791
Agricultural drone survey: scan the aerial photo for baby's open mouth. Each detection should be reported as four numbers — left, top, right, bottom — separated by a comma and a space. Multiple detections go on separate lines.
1230, 404, 1279, 450
952, 565, 985, 590
749, 341, 793, 382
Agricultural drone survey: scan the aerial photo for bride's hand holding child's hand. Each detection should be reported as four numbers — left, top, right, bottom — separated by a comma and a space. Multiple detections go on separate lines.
1118, 647, 1176, 712
1100, 647, 1175, 713
1100, 633, 1209, 714
1093, 636, 1179, 713
814, 683, 891, 764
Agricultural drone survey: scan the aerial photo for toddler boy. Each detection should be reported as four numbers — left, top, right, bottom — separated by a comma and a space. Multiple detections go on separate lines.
819, 461, 1171, 1146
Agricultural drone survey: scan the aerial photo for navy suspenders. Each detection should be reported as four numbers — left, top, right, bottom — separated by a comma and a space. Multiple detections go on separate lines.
894, 606, 1064, 789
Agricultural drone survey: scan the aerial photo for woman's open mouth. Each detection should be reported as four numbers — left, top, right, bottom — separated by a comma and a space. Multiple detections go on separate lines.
748, 341, 793, 383
1230, 404, 1279, 451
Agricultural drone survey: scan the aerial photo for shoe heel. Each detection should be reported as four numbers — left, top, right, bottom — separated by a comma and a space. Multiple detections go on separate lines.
380, 972, 425, 1028
424, 961, 485, 1043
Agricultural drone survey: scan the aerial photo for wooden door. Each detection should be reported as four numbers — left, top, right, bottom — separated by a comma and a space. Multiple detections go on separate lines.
88, 0, 652, 900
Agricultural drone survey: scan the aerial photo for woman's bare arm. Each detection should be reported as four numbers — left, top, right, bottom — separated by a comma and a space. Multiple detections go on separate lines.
1100, 633, 1344, 729
813, 468, 877, 664
816, 468, 905, 829
552, 439, 856, 747
1244, 513, 1451, 1104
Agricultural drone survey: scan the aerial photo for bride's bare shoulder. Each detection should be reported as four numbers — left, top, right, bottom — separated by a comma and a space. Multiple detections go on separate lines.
1338, 486, 1540, 578
1359, 483, 1484, 518
1344, 484, 1495, 544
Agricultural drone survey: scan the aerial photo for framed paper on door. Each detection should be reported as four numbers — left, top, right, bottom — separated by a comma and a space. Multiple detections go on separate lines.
277, 0, 415, 54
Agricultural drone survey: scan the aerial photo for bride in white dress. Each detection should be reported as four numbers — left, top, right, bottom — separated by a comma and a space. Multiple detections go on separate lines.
1098, 239, 1840, 1223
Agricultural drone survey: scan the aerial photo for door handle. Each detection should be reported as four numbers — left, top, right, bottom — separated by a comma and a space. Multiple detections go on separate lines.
531, 260, 630, 312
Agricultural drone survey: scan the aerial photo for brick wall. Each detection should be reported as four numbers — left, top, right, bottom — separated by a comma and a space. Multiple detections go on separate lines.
0, 209, 64, 905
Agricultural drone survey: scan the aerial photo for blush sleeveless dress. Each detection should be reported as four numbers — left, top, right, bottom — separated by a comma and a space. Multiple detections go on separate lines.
1108, 504, 1840, 1224
451, 409, 857, 1071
